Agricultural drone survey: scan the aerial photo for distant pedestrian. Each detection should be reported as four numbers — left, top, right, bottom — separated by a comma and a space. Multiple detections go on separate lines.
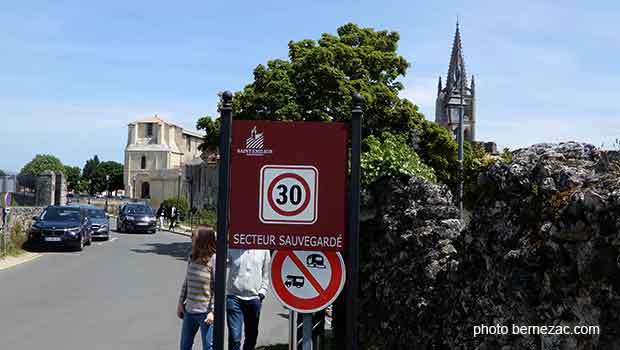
226, 249, 271, 350
156, 204, 165, 229
177, 226, 217, 350
169, 205, 177, 231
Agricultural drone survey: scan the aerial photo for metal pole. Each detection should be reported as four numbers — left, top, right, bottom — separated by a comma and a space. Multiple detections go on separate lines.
345, 93, 363, 350
303, 313, 313, 350
457, 77, 465, 219
214, 90, 233, 350
289, 310, 298, 350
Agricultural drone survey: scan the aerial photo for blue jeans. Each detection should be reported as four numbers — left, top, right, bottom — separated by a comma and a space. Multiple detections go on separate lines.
226, 296, 262, 350
180, 308, 213, 350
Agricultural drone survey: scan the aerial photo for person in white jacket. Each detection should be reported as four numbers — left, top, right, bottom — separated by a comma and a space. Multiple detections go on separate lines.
226, 249, 271, 350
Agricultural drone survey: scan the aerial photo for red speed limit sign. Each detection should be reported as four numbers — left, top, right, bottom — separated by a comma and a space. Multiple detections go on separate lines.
260, 165, 318, 224
229, 120, 349, 251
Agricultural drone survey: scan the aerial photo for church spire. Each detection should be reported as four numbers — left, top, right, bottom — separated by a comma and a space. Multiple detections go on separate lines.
447, 21, 467, 91
437, 76, 442, 95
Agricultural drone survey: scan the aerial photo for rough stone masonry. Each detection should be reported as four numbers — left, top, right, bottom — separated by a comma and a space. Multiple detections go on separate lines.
358, 142, 620, 350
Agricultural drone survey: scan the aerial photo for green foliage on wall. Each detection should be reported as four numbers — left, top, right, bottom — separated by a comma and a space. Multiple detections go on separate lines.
362, 132, 436, 185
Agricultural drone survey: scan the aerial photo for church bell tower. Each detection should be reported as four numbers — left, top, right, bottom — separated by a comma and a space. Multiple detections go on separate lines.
435, 22, 476, 142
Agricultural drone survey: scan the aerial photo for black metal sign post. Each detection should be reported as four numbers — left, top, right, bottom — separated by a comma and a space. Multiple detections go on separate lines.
345, 93, 363, 350
214, 91, 233, 350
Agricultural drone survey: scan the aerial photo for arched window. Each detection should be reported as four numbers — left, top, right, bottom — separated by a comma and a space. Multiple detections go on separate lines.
141, 182, 150, 199
140, 156, 146, 169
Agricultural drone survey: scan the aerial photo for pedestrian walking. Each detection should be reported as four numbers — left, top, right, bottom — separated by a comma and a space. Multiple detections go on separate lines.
169, 205, 177, 231
226, 249, 271, 350
156, 204, 165, 229
177, 226, 217, 350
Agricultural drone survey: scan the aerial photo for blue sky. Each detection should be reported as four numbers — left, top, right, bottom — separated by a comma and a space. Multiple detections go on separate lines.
1, 0, 618, 172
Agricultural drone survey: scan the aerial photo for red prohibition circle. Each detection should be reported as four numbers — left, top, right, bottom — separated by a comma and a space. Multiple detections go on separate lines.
267, 173, 311, 217
271, 251, 345, 313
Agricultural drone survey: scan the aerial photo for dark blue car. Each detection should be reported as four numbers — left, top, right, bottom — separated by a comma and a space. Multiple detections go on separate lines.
29, 205, 93, 251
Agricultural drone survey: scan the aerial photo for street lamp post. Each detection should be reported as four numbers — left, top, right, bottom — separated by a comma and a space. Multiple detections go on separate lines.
457, 77, 465, 219
105, 175, 110, 212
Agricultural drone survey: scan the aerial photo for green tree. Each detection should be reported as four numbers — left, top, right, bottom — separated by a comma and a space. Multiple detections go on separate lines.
197, 23, 458, 185
19, 154, 64, 177
91, 161, 124, 194
64, 165, 81, 192
0, 169, 6, 176
196, 116, 221, 153
82, 155, 101, 195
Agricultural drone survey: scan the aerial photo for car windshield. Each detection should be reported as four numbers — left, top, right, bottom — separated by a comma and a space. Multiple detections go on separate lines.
88, 209, 106, 219
125, 206, 151, 215
40, 208, 81, 222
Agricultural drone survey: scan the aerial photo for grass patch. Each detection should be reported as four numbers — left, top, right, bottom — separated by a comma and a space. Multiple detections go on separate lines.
1, 222, 27, 258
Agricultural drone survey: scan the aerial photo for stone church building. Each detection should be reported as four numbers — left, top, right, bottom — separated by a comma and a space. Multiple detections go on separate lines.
124, 115, 204, 208
435, 23, 476, 142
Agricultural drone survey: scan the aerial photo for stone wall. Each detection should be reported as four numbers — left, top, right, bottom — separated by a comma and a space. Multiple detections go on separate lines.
185, 160, 218, 210
1, 207, 44, 252
358, 142, 620, 349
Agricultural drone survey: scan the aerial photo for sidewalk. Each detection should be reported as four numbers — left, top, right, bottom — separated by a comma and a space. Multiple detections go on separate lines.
0, 252, 42, 271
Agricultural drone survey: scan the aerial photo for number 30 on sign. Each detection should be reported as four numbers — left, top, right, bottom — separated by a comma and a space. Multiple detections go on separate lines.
259, 165, 318, 224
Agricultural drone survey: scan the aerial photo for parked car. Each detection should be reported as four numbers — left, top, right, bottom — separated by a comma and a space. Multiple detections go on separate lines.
87, 206, 110, 241
28, 205, 92, 251
116, 203, 156, 234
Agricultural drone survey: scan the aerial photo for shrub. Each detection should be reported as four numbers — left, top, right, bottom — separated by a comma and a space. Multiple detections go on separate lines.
362, 131, 436, 185
192, 209, 217, 228
161, 197, 189, 221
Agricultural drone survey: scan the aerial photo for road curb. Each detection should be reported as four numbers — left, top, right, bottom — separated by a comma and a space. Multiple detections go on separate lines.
0, 252, 43, 271
161, 228, 192, 238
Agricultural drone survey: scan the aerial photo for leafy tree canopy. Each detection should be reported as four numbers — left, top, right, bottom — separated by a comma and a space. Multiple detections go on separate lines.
0, 169, 6, 176
82, 155, 100, 181
198, 23, 458, 186
91, 161, 124, 194
64, 166, 81, 192
19, 154, 64, 177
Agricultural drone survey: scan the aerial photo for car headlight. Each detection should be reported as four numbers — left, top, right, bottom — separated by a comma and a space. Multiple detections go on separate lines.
126, 216, 135, 221
65, 228, 80, 236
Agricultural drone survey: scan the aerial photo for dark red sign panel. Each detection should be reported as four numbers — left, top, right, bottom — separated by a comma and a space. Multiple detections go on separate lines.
229, 120, 349, 251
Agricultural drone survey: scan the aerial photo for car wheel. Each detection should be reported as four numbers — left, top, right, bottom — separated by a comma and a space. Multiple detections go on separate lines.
74, 235, 84, 252
86, 234, 92, 246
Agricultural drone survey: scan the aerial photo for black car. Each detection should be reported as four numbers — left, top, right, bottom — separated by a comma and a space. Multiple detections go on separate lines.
116, 203, 156, 234
87, 206, 110, 240
29, 205, 92, 251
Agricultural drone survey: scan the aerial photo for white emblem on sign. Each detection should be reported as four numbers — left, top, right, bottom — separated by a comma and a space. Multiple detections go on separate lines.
246, 126, 264, 149
259, 165, 318, 224
237, 126, 273, 156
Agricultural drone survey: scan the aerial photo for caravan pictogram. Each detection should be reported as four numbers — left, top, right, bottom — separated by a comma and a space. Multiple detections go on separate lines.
270, 250, 346, 313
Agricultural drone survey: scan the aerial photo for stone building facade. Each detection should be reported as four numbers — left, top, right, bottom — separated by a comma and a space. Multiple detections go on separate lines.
435, 23, 476, 142
124, 115, 204, 208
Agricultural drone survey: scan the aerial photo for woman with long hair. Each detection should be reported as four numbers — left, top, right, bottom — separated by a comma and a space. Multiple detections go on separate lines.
177, 226, 217, 350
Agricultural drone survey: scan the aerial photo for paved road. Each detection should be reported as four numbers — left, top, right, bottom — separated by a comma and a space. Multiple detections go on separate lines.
0, 225, 288, 350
